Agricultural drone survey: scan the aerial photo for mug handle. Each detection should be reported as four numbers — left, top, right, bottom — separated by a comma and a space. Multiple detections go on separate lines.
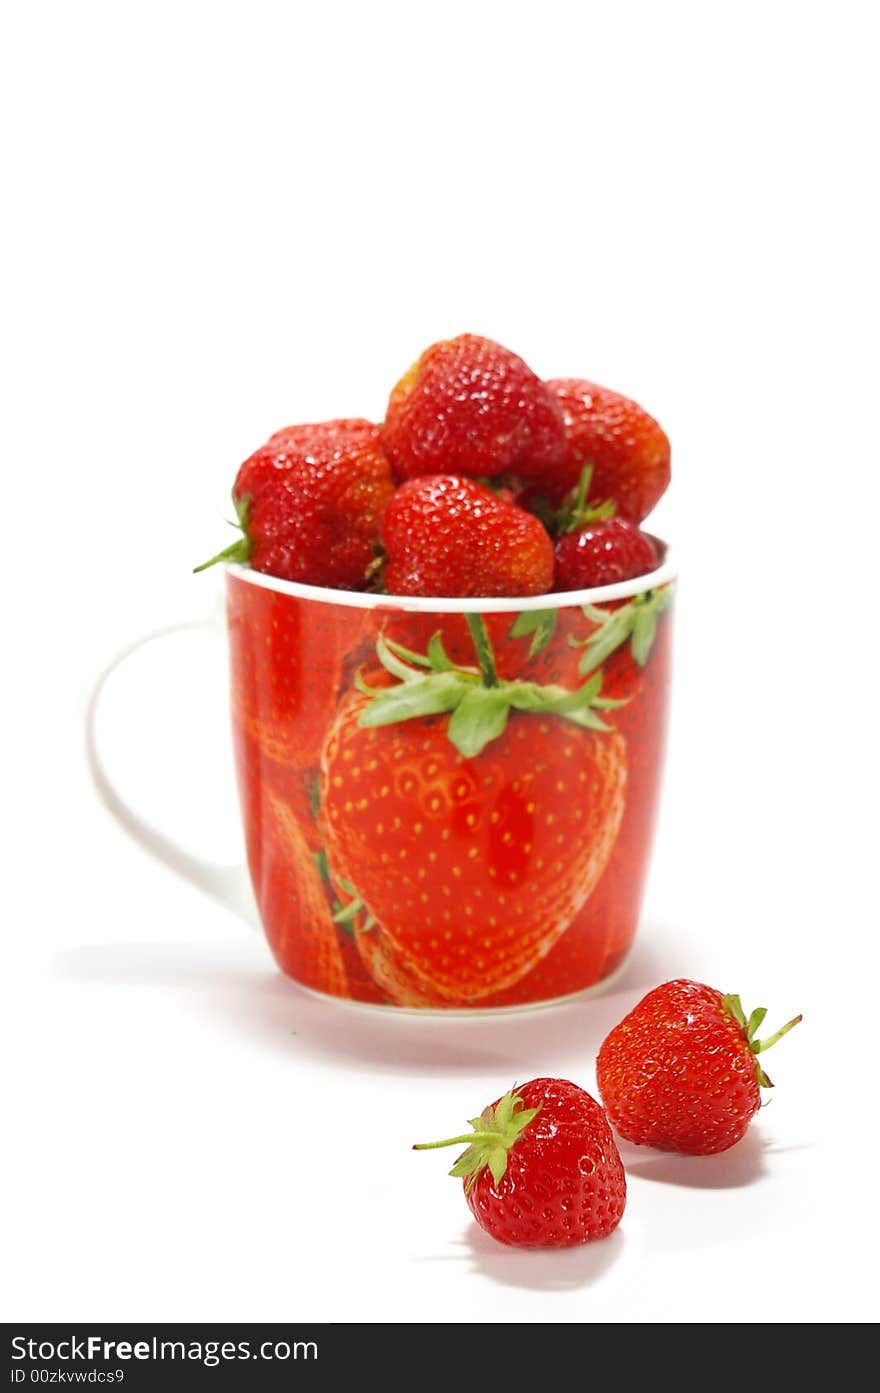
85, 616, 259, 928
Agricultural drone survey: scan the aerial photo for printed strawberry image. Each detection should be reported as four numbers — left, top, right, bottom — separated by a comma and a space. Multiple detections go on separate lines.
320, 616, 626, 1002
353, 920, 443, 1008
486, 588, 673, 1004
414, 1079, 626, 1247
597, 979, 802, 1154
352, 612, 482, 681
197, 418, 394, 589
381, 334, 566, 483
226, 573, 366, 771
257, 789, 349, 996
565, 602, 673, 979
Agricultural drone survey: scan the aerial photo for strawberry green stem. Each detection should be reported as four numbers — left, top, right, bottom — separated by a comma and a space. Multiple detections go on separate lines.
193, 535, 251, 573
413, 1133, 499, 1150
559, 464, 593, 534
751, 1014, 803, 1054
465, 613, 499, 687
556, 464, 617, 534
194, 494, 252, 574
722, 994, 802, 1089
359, 618, 620, 756
412, 1089, 542, 1189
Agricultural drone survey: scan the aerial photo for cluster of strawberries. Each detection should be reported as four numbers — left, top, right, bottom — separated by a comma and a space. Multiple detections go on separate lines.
199, 334, 670, 596
416, 980, 801, 1249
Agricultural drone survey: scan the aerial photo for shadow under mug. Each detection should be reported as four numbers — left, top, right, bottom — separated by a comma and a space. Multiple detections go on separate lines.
225, 548, 675, 1012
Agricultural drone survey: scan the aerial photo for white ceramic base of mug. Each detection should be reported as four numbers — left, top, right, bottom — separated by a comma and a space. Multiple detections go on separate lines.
289, 940, 636, 1018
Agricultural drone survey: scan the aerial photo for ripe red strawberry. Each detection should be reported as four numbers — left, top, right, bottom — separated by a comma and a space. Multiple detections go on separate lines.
232, 715, 330, 901
381, 334, 566, 483
197, 419, 394, 589
554, 517, 659, 590
320, 616, 626, 1001
541, 379, 671, 520
226, 573, 366, 770
258, 790, 349, 997
414, 1079, 626, 1247
597, 980, 802, 1155
382, 475, 554, 598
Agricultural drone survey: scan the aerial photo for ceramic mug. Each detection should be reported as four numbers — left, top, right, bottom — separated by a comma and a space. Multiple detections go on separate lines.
225, 547, 674, 1011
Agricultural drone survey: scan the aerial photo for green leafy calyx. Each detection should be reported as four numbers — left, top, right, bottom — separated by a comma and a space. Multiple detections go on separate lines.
574, 583, 674, 674
330, 875, 376, 938
525, 464, 617, 537
357, 614, 622, 758
412, 1088, 541, 1192
556, 464, 618, 534
508, 607, 558, 658
722, 994, 803, 1089
194, 494, 252, 574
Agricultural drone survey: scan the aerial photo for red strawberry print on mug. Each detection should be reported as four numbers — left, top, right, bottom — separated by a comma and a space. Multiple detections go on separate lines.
319, 616, 626, 1002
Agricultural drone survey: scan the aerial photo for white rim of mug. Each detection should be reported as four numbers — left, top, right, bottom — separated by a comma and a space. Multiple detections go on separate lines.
225, 538, 675, 613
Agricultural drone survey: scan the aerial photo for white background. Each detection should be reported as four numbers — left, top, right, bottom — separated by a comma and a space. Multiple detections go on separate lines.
2, 1, 878, 1324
